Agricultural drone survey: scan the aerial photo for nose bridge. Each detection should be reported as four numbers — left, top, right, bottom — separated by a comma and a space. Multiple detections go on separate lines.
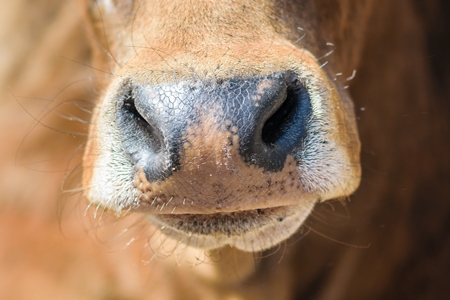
133, 0, 283, 49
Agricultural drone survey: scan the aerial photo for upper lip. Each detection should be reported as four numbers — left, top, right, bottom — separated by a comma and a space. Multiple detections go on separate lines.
131, 193, 318, 215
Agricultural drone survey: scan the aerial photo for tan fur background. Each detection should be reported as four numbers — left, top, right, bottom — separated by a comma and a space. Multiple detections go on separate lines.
0, 1, 160, 299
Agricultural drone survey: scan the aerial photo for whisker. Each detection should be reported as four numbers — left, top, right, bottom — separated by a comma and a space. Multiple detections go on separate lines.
93, 0, 123, 69
293, 26, 307, 44
58, 55, 115, 76
304, 224, 370, 249
317, 42, 336, 60
346, 69, 357, 81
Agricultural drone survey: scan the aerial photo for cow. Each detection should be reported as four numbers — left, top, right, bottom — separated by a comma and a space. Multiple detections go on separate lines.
0, 0, 449, 299
82, 0, 363, 253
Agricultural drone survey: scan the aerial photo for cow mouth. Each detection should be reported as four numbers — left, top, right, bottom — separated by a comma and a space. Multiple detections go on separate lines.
147, 202, 316, 252
155, 206, 292, 235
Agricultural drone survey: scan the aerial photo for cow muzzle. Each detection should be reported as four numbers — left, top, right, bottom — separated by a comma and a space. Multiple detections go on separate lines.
84, 49, 361, 251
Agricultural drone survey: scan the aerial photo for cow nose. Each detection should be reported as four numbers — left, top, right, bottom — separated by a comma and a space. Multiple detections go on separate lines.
116, 72, 312, 182
241, 75, 311, 172
117, 87, 173, 182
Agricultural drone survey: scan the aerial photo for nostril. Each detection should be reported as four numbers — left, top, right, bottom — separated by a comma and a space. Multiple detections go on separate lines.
262, 83, 298, 145
239, 74, 312, 172
121, 88, 163, 153
261, 78, 309, 148
123, 91, 138, 115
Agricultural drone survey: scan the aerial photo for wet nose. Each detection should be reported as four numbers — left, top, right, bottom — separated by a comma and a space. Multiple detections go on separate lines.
116, 72, 312, 182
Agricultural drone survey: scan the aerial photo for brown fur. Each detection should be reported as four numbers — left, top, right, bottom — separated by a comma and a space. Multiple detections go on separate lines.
0, 0, 449, 299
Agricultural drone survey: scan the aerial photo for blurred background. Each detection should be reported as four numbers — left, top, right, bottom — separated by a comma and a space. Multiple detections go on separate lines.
0, 1, 158, 299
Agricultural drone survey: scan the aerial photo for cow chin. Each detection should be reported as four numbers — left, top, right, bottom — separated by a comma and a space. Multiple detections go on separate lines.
148, 203, 316, 252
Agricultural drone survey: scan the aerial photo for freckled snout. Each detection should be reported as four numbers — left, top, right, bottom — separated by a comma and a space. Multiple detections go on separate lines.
117, 72, 311, 183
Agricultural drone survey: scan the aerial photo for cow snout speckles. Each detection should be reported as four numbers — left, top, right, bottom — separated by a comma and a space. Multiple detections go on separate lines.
132, 115, 312, 215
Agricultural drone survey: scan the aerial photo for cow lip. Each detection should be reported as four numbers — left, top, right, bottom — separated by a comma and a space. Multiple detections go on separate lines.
146, 201, 317, 252
134, 192, 320, 215
149, 205, 297, 236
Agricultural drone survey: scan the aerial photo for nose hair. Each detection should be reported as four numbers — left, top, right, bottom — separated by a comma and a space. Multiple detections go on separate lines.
116, 72, 312, 182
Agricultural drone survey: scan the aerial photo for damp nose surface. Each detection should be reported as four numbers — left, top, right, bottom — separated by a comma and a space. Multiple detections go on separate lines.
116, 72, 312, 183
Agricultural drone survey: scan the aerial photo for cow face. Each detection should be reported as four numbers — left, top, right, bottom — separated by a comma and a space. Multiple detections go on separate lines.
82, 0, 363, 252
